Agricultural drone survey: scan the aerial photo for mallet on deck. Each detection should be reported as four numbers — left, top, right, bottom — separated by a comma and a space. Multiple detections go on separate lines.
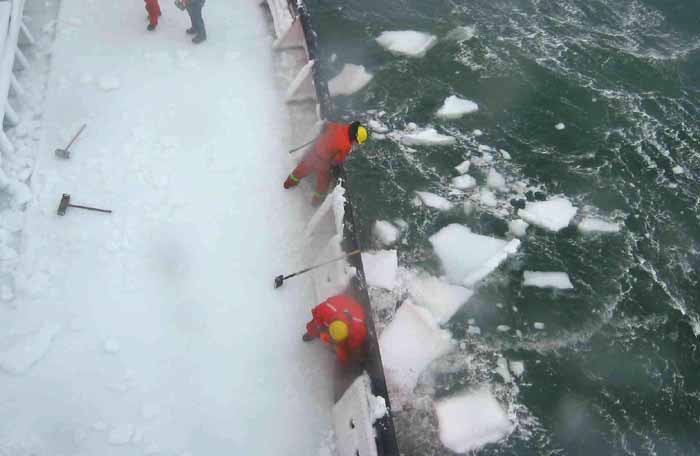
55, 124, 86, 159
274, 249, 361, 289
57, 193, 112, 216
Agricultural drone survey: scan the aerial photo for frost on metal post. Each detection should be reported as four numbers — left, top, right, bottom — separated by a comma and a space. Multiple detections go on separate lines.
333, 372, 388, 456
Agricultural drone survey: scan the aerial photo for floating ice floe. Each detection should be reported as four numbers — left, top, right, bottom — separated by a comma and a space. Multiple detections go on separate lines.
509, 361, 525, 378
361, 250, 398, 290
496, 325, 510, 332
451, 174, 476, 190
479, 188, 498, 207
672, 165, 685, 175
407, 274, 474, 324
455, 159, 471, 174
376, 30, 438, 58
373, 220, 400, 246
523, 271, 574, 290
508, 219, 529, 238
500, 149, 511, 160
486, 168, 507, 192
495, 357, 511, 382
379, 301, 454, 408
555, 122, 565, 130
473, 129, 483, 136
401, 128, 456, 146
0, 324, 61, 374
328, 64, 373, 96
436, 95, 479, 119
577, 218, 621, 234
429, 224, 520, 288
445, 25, 476, 42
518, 197, 577, 232
415, 191, 453, 211
435, 388, 514, 453
534, 322, 545, 330
467, 325, 481, 335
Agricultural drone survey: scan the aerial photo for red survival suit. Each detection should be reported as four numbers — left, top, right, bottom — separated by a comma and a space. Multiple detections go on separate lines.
305, 294, 367, 364
145, 0, 161, 27
283, 123, 354, 203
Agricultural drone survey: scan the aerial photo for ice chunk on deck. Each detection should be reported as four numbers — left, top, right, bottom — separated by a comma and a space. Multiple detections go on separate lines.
451, 174, 476, 190
518, 197, 577, 232
373, 220, 400, 246
379, 302, 454, 408
436, 95, 479, 119
361, 250, 398, 290
376, 30, 437, 58
407, 275, 474, 324
401, 128, 455, 146
578, 218, 620, 234
523, 271, 574, 290
508, 219, 529, 238
435, 388, 514, 453
415, 191, 453, 211
429, 224, 520, 287
0, 324, 61, 374
328, 64, 373, 96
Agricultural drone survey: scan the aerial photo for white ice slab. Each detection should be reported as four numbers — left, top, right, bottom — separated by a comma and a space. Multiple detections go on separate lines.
479, 188, 498, 207
376, 30, 437, 58
435, 388, 514, 453
523, 271, 574, 290
361, 250, 398, 290
373, 220, 400, 246
401, 128, 456, 146
486, 168, 507, 192
555, 122, 565, 130
508, 219, 529, 238
416, 191, 454, 211
407, 274, 474, 324
451, 174, 476, 190
436, 95, 479, 119
454, 159, 471, 174
518, 197, 577, 232
379, 302, 454, 408
328, 64, 373, 96
429, 224, 520, 287
577, 218, 621, 233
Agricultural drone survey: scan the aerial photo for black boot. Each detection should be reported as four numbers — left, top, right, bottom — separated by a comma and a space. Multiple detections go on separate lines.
302, 333, 314, 342
192, 34, 207, 44
186, 27, 196, 34
147, 23, 157, 31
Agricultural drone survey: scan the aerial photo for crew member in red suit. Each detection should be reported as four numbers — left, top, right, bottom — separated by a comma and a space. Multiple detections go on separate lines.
283, 121, 368, 205
145, 0, 161, 31
303, 294, 367, 364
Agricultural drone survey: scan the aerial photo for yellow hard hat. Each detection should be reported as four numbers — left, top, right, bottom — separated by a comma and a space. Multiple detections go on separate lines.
355, 125, 368, 144
328, 320, 349, 343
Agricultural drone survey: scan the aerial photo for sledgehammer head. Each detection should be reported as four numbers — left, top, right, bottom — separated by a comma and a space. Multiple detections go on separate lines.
57, 193, 71, 216
54, 148, 70, 159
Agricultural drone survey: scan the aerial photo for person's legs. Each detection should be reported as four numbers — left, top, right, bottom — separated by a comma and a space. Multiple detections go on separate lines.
145, 0, 159, 30
284, 157, 313, 189
312, 166, 331, 205
190, 0, 206, 42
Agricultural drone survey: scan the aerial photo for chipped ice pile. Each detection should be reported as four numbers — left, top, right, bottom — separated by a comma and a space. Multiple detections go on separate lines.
400, 127, 455, 146
379, 302, 454, 408
415, 191, 453, 211
436, 95, 479, 119
328, 64, 373, 96
518, 197, 577, 232
430, 224, 520, 288
577, 217, 621, 234
523, 271, 574, 290
435, 388, 514, 453
407, 274, 474, 324
376, 30, 437, 58
361, 250, 398, 290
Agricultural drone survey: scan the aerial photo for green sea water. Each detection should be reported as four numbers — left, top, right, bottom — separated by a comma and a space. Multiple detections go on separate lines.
308, 0, 700, 454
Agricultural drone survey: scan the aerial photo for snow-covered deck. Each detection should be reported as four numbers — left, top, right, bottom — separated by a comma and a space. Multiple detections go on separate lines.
0, 0, 337, 454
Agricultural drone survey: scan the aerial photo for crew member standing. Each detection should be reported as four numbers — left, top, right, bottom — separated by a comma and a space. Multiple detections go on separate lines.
303, 294, 367, 364
145, 0, 161, 31
283, 121, 368, 205
185, 0, 207, 44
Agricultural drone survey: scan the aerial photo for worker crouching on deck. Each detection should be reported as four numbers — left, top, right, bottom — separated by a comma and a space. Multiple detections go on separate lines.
283, 121, 368, 205
303, 294, 367, 364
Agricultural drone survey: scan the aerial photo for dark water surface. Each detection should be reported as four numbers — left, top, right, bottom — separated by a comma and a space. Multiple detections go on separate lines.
308, 0, 700, 454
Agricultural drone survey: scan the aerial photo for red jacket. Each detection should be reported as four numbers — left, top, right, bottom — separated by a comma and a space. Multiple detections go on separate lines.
306, 295, 367, 363
308, 123, 353, 166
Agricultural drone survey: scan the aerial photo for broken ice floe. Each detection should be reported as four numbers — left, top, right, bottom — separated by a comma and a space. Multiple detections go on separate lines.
436, 95, 479, 119
415, 191, 453, 211
451, 174, 476, 190
429, 224, 520, 288
328, 64, 373, 96
361, 250, 398, 291
577, 218, 621, 234
508, 219, 529, 238
400, 128, 456, 146
373, 220, 400, 246
376, 30, 438, 58
407, 274, 474, 324
523, 271, 574, 290
518, 197, 577, 232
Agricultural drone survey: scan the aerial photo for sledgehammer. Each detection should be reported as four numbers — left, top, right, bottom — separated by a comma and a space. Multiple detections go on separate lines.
55, 124, 86, 159
274, 249, 361, 289
57, 193, 112, 216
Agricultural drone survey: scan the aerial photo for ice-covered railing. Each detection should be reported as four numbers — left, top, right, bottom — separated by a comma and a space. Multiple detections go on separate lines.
0, 0, 34, 159
260, 0, 400, 455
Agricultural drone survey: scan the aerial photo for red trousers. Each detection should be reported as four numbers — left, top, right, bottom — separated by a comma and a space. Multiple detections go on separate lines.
289, 155, 331, 198
145, 0, 161, 25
